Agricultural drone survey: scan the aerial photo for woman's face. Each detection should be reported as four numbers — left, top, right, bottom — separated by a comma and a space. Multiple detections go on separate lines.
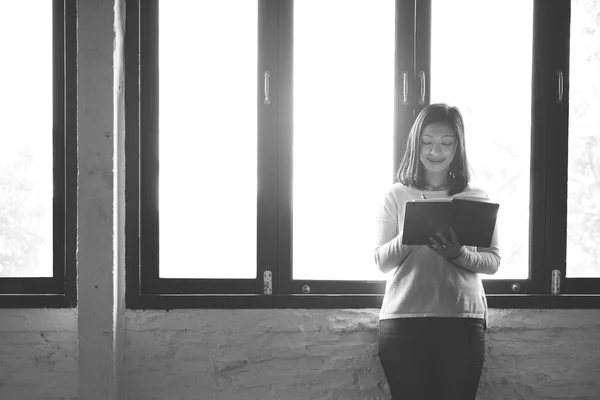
419, 122, 457, 174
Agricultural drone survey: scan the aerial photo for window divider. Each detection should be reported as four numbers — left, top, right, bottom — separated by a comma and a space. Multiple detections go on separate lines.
394, 0, 417, 172
274, 0, 295, 295
63, 0, 78, 306
537, 0, 572, 293
414, 0, 431, 115
139, 0, 160, 295
259, 0, 284, 294
125, 0, 142, 305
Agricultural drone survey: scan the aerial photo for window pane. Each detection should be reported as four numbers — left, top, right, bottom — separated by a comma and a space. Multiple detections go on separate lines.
293, 0, 394, 281
159, 1, 257, 278
566, 0, 600, 278
430, 0, 533, 279
0, 2, 53, 277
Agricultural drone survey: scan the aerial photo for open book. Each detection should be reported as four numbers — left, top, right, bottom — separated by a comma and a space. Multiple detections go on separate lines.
401, 197, 499, 247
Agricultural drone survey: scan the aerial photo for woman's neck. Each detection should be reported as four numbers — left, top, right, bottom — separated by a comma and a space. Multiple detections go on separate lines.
423, 171, 449, 190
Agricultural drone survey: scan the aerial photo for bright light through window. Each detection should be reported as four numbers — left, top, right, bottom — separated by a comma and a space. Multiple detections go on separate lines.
431, 0, 534, 280
293, 0, 394, 281
0, 2, 53, 277
566, 0, 600, 278
159, 1, 258, 278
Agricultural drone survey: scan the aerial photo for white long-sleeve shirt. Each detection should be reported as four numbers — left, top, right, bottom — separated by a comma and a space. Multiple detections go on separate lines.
374, 183, 501, 328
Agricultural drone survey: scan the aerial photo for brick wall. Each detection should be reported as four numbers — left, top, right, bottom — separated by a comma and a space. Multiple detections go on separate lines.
123, 309, 600, 400
1, 308, 600, 400
0, 309, 77, 400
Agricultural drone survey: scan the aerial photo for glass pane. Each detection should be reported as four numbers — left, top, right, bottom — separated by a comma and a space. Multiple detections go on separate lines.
0, 2, 53, 277
159, 1, 257, 278
293, 0, 394, 280
430, 0, 533, 279
566, 0, 600, 278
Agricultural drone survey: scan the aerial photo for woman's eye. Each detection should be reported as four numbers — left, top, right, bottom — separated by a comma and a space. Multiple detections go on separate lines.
442, 141, 454, 146
421, 141, 432, 145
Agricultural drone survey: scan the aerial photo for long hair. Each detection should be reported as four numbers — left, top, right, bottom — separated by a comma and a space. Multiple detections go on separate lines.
395, 103, 471, 196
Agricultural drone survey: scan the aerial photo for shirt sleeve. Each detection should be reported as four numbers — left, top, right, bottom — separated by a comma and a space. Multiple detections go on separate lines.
373, 189, 415, 274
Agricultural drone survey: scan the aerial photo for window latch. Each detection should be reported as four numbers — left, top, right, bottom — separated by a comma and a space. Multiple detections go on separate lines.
263, 270, 272, 295
551, 269, 561, 295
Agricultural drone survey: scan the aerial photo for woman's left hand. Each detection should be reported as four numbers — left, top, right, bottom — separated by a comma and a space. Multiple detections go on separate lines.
428, 227, 465, 260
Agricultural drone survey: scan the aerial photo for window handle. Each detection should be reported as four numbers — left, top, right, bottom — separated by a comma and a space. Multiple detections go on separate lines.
556, 70, 563, 104
264, 71, 271, 105
402, 72, 409, 105
418, 70, 426, 105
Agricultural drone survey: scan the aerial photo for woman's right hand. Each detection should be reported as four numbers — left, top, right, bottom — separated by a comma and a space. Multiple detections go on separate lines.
427, 227, 465, 260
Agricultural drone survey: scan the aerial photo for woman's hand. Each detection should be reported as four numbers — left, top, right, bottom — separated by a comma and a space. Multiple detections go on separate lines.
428, 227, 465, 260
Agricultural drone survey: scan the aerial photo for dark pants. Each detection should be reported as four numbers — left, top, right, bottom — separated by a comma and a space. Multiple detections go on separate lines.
378, 317, 485, 400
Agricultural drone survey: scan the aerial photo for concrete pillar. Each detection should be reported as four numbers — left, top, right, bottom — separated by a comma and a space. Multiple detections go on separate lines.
77, 0, 125, 398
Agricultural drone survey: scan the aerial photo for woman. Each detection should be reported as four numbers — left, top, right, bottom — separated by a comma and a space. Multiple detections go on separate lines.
374, 103, 500, 400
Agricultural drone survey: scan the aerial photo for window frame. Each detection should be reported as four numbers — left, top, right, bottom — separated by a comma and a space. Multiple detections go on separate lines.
545, 0, 600, 296
126, 0, 600, 310
0, 0, 77, 308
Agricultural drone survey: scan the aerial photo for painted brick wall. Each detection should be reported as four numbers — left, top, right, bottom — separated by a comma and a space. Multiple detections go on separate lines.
123, 308, 600, 400
0, 309, 77, 400
1, 308, 599, 399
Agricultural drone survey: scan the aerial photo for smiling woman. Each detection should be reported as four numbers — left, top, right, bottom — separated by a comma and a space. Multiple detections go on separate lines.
396, 104, 471, 197
419, 122, 457, 185
374, 103, 499, 400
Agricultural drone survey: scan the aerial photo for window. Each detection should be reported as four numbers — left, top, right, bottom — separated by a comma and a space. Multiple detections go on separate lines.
566, 0, 600, 280
429, 0, 534, 281
292, 0, 394, 283
0, 0, 77, 308
562, 0, 600, 294
126, 0, 600, 309
158, 1, 258, 281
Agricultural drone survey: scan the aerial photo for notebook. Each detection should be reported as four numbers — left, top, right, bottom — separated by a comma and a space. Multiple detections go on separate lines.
401, 197, 499, 247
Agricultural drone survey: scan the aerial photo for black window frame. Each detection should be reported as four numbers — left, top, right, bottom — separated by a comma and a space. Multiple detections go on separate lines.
126, 0, 600, 310
0, 0, 77, 309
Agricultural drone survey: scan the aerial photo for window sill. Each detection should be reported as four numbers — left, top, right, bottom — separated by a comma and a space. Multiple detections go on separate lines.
0, 294, 76, 309
486, 294, 600, 309
126, 293, 600, 310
